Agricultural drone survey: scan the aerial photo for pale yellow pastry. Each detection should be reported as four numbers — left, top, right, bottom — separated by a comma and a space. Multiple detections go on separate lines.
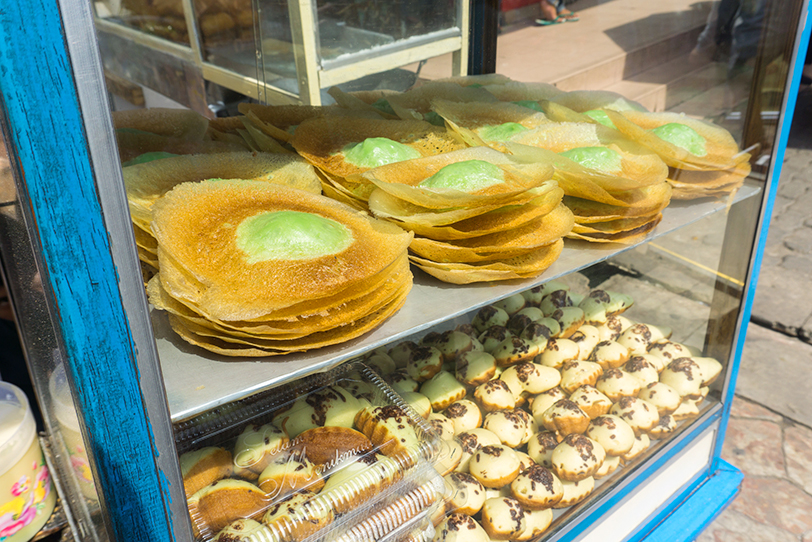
507, 313, 536, 336
539, 338, 580, 369
593, 454, 622, 479
481, 497, 527, 539
473, 305, 510, 333
258, 451, 323, 497
521, 321, 556, 350
514, 408, 539, 444
484, 486, 513, 500
610, 396, 660, 436
407, 345, 445, 382
552, 477, 594, 508
388, 340, 418, 368
356, 406, 421, 461
559, 360, 603, 394
518, 508, 554, 540
526, 431, 559, 468
623, 356, 660, 387
401, 391, 432, 419
232, 425, 289, 479
214, 519, 278, 542
319, 457, 380, 514
470, 445, 522, 488
540, 398, 591, 436
646, 341, 691, 370
181, 447, 233, 498
337, 377, 376, 403
693, 356, 724, 387
293, 426, 372, 466
638, 382, 682, 416
552, 434, 606, 482
444, 399, 483, 434
617, 324, 657, 355
551, 307, 586, 338
579, 290, 611, 325
493, 293, 528, 316
515, 451, 536, 473
273, 386, 363, 438
366, 353, 397, 376
428, 412, 456, 440
531, 387, 567, 425
621, 433, 650, 464
589, 340, 630, 369
261, 490, 332, 542
659, 357, 703, 399
510, 464, 563, 509
479, 325, 513, 354
421, 371, 467, 411
456, 350, 498, 386
516, 306, 545, 322
540, 289, 577, 316
388, 369, 420, 393
437, 439, 464, 476
586, 415, 635, 456
492, 337, 539, 367
595, 368, 641, 402
570, 325, 601, 360
437, 330, 478, 361
444, 472, 487, 516
433, 514, 490, 542
188, 479, 268, 535
474, 380, 516, 412
483, 409, 530, 448
648, 414, 677, 440
671, 398, 701, 421
568, 385, 612, 419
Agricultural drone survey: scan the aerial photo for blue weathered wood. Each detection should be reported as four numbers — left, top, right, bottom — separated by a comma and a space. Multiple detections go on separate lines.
0, 1, 177, 541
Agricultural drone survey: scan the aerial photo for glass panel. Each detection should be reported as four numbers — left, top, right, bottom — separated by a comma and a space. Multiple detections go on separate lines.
195, 0, 265, 79
94, 0, 191, 46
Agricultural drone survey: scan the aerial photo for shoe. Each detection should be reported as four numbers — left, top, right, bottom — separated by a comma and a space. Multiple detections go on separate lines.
536, 15, 564, 25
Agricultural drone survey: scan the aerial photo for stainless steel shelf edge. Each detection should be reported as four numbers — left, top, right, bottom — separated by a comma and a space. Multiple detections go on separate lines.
160, 183, 761, 421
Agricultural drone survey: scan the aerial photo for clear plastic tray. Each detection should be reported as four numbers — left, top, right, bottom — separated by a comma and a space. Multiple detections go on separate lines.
177, 362, 443, 542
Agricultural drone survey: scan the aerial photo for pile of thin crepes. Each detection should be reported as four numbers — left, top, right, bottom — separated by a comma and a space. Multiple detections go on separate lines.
118, 75, 750, 356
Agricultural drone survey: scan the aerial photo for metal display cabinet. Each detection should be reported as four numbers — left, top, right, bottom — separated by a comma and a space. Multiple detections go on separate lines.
0, 0, 810, 541
93, 0, 469, 109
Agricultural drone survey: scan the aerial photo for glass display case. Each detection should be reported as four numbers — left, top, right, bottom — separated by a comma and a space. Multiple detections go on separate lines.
0, 0, 810, 541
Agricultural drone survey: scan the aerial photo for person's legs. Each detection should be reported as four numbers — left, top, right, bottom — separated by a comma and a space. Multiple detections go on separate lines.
538, 0, 557, 22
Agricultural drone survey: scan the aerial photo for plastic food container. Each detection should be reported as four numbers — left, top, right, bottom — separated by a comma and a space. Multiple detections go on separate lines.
177, 362, 443, 542
0, 382, 56, 542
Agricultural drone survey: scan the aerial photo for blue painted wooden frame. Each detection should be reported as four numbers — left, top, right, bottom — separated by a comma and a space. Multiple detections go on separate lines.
0, 1, 177, 541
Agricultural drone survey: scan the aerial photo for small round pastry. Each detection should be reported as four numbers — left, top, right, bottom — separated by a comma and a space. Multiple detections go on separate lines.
481, 497, 527, 539
258, 451, 323, 497
586, 415, 635, 456
570, 325, 601, 360
421, 331, 442, 347
181, 447, 233, 498
605, 291, 634, 315
516, 306, 545, 322
261, 490, 332, 542
579, 290, 611, 325
518, 508, 554, 540
531, 387, 567, 425
671, 398, 701, 422
233, 424, 289, 478
648, 415, 677, 440
693, 356, 724, 387
539, 338, 580, 369
189, 479, 268, 534
510, 464, 563, 510
593, 454, 622, 479
401, 391, 432, 419
559, 360, 603, 394
319, 457, 382, 513
437, 330, 478, 361
492, 337, 539, 368
444, 472, 487, 516
638, 382, 682, 416
484, 486, 513, 500
610, 396, 660, 436
407, 346, 445, 382
569, 385, 612, 419
483, 409, 529, 448
659, 358, 703, 399
437, 439, 464, 476
617, 324, 657, 355
552, 477, 594, 508
367, 353, 396, 376
507, 313, 536, 336
428, 412, 455, 440
522, 284, 547, 306
388, 369, 419, 394
213, 519, 277, 542
551, 434, 606, 482
589, 340, 630, 370
514, 408, 539, 445
595, 368, 641, 402
648, 324, 671, 342
540, 398, 591, 436
473, 305, 511, 334
293, 427, 373, 466
493, 293, 527, 316
479, 325, 513, 354
433, 513, 490, 542
338, 378, 375, 403
456, 323, 479, 338
515, 451, 536, 473
421, 371, 467, 411
621, 433, 650, 464
474, 380, 516, 412
595, 316, 624, 342
622, 356, 659, 387
444, 399, 483, 434
455, 428, 502, 473
526, 431, 559, 468
551, 307, 586, 339
646, 341, 691, 370
540, 289, 576, 316
356, 406, 421, 460
456, 350, 497, 386
469, 445, 522, 488
388, 341, 418, 368
504, 362, 561, 395
521, 321, 554, 350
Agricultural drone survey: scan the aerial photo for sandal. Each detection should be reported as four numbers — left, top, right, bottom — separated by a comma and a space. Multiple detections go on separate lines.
536, 15, 564, 25
558, 10, 579, 21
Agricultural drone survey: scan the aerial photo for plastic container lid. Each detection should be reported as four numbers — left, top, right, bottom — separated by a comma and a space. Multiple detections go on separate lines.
48, 362, 81, 433
0, 381, 36, 476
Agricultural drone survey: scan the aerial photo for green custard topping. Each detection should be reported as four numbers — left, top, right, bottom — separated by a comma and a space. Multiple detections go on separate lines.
419, 160, 505, 193
583, 109, 616, 128
651, 123, 707, 156
371, 98, 396, 116
478, 122, 529, 142
423, 111, 446, 126
560, 146, 623, 173
122, 151, 178, 167
236, 210, 353, 263
343, 137, 421, 168
512, 100, 546, 113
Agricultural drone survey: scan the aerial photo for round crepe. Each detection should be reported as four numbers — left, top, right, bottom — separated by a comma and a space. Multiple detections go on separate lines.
667, 161, 751, 199
152, 180, 412, 321
563, 182, 672, 223
605, 110, 748, 171
356, 146, 554, 209
551, 90, 647, 113
566, 215, 662, 244
386, 82, 499, 122
125, 152, 322, 228
431, 100, 551, 148
115, 130, 248, 164
112, 108, 209, 141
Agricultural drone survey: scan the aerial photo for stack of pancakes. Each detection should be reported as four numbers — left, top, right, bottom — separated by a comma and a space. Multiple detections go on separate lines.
147, 180, 413, 357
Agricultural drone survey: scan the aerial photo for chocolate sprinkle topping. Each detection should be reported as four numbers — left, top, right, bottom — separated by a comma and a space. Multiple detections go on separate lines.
588, 290, 611, 303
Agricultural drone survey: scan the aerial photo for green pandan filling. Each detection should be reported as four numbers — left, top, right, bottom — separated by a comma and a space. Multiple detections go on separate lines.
343, 137, 421, 168
371, 99, 396, 116
560, 146, 623, 173
651, 123, 707, 156
478, 122, 529, 142
419, 160, 505, 193
236, 210, 353, 263
583, 109, 615, 129
512, 100, 546, 113
122, 152, 178, 167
